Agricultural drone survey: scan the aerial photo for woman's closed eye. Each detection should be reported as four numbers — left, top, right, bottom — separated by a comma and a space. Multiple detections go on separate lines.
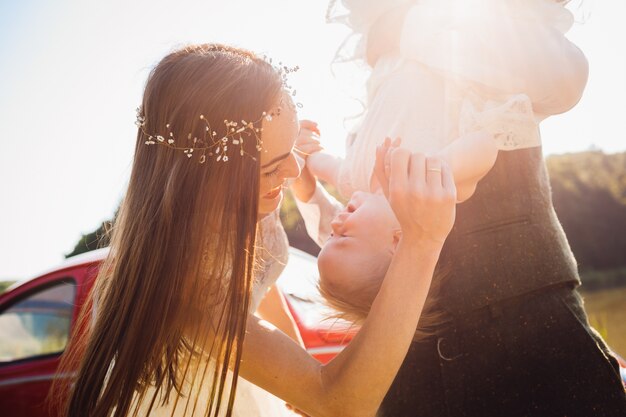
263, 166, 281, 177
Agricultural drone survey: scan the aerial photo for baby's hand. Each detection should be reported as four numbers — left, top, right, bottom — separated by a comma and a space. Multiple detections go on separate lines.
295, 120, 323, 161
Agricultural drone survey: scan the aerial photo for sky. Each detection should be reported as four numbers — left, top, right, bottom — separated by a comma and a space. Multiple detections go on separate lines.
0, 0, 624, 280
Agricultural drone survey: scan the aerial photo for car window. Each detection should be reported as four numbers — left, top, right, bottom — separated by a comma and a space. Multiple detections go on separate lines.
0, 279, 75, 363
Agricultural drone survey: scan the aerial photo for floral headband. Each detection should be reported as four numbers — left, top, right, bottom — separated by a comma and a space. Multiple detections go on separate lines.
136, 108, 276, 164
136, 60, 300, 164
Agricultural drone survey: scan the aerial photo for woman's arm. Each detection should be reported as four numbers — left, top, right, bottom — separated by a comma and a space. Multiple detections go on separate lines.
240, 150, 457, 417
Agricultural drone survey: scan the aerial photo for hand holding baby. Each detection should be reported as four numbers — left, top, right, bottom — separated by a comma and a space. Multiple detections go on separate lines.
375, 139, 457, 246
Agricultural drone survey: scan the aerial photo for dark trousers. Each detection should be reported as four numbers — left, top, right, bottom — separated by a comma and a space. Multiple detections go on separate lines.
380, 286, 626, 417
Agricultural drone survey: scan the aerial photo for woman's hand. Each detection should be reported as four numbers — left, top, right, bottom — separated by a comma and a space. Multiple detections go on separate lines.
375, 143, 457, 246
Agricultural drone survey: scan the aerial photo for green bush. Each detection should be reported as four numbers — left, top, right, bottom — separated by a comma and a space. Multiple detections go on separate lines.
0, 281, 16, 294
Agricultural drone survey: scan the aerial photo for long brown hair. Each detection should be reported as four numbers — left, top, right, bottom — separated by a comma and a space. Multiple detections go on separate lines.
50, 44, 283, 417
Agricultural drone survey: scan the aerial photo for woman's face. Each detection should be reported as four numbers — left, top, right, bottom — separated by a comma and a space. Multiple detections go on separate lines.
258, 92, 301, 215
318, 191, 400, 297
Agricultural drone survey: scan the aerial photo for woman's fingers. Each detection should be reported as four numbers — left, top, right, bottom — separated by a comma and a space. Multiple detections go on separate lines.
388, 152, 457, 244
425, 157, 443, 188
384, 147, 392, 179
389, 148, 411, 199
408, 153, 426, 188
374, 137, 403, 196
374, 139, 391, 196
441, 161, 457, 200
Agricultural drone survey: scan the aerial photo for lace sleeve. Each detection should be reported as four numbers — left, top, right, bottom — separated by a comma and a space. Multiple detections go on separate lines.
459, 94, 541, 151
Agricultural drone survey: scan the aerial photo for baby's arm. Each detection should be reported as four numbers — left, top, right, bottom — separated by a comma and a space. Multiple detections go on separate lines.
290, 120, 344, 247
293, 178, 343, 248
435, 130, 498, 202
306, 151, 343, 188
373, 131, 498, 203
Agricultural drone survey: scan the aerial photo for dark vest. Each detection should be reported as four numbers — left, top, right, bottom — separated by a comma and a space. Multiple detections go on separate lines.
435, 147, 580, 316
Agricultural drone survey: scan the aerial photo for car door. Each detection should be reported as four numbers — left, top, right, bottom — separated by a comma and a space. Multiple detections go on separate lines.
0, 277, 77, 417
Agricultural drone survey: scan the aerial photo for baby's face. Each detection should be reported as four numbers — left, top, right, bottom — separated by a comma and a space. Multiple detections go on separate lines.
318, 192, 400, 298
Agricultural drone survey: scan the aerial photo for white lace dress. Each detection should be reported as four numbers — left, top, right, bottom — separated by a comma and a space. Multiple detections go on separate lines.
327, 0, 585, 197
137, 210, 298, 416
231, 209, 296, 417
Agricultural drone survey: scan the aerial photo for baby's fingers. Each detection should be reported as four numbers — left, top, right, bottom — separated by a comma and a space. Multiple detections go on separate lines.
425, 157, 443, 188
296, 140, 323, 153
299, 120, 320, 135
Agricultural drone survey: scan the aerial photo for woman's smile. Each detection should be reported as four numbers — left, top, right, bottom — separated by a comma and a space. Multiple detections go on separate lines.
264, 184, 284, 200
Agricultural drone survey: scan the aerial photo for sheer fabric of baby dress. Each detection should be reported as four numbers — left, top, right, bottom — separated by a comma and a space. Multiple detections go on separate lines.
326, 0, 574, 197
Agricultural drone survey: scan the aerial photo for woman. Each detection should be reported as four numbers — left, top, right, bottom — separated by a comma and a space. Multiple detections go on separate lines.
51, 44, 457, 417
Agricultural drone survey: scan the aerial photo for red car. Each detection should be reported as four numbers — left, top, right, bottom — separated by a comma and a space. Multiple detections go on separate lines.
1, 248, 624, 416
0, 247, 356, 416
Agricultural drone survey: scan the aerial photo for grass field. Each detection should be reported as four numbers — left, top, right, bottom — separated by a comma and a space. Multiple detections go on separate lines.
0, 281, 14, 293
581, 286, 626, 357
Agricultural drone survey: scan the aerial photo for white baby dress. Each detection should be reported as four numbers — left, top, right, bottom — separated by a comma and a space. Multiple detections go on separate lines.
327, 0, 583, 197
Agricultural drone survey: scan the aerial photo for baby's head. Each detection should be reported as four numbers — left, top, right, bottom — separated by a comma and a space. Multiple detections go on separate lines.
317, 191, 400, 323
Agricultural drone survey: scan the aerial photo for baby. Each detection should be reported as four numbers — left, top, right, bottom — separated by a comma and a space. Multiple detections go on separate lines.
300, 4, 626, 416
297, 0, 587, 328
311, 0, 586, 201
316, 190, 402, 324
